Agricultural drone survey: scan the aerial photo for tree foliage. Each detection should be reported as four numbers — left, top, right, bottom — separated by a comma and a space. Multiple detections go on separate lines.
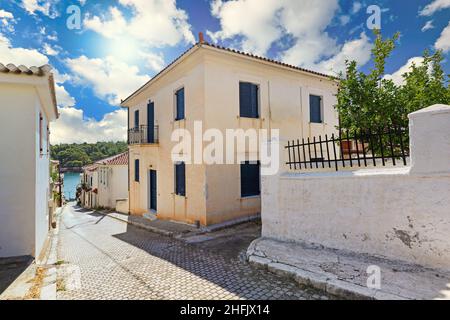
336, 30, 450, 132
51, 141, 128, 168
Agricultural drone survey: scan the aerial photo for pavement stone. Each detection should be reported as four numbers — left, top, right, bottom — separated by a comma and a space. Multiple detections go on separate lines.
55, 204, 333, 300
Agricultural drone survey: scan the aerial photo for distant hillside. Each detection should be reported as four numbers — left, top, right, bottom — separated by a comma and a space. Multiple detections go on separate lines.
51, 141, 128, 169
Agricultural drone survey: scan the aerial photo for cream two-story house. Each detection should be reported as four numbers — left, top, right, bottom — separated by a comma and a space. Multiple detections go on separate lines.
121, 35, 338, 227
0, 63, 58, 258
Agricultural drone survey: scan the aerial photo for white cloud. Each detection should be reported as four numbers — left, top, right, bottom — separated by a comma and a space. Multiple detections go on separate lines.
421, 20, 435, 32
43, 43, 59, 56
0, 32, 76, 108
21, 0, 59, 18
384, 57, 425, 86
0, 10, 15, 33
138, 51, 165, 72
40, 27, 58, 41
207, 0, 359, 71
208, 0, 284, 55
84, 0, 195, 46
0, 10, 14, 19
0, 32, 49, 66
315, 32, 373, 74
65, 55, 150, 105
55, 84, 76, 108
419, 0, 450, 16
50, 107, 127, 144
435, 21, 450, 52
352, 2, 363, 14
339, 15, 350, 26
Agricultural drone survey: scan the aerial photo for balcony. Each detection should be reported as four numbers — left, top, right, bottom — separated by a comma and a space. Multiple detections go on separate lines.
128, 125, 159, 145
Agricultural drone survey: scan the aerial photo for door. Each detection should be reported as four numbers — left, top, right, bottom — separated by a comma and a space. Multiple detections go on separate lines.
147, 101, 155, 143
149, 170, 157, 211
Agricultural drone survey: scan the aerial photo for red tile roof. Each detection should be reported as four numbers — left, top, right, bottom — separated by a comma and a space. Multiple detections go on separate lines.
121, 41, 333, 106
96, 151, 129, 166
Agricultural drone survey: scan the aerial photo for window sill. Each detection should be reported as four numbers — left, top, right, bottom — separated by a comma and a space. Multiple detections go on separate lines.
240, 195, 261, 200
237, 116, 261, 120
309, 122, 326, 125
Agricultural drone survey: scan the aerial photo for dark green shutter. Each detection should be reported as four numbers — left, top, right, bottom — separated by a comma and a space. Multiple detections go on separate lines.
310, 95, 322, 123
134, 110, 139, 129
175, 162, 186, 196
134, 159, 140, 182
176, 88, 185, 120
240, 82, 259, 118
240, 161, 260, 197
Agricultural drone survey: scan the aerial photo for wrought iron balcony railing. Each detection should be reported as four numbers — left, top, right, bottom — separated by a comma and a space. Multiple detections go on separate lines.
128, 125, 159, 145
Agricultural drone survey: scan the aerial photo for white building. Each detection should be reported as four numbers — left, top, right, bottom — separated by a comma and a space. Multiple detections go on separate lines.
80, 152, 128, 211
0, 63, 59, 259
96, 152, 128, 210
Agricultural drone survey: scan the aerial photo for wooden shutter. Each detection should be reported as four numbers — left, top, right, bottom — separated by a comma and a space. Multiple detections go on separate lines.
134, 159, 140, 182
175, 162, 186, 196
134, 110, 139, 129
310, 95, 322, 123
176, 88, 185, 120
240, 161, 260, 197
240, 82, 258, 118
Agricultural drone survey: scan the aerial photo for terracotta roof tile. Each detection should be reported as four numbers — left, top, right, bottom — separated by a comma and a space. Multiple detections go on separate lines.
0, 63, 58, 117
121, 41, 334, 105
96, 151, 129, 166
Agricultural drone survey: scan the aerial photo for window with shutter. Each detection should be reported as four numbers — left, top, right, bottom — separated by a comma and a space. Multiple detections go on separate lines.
239, 82, 259, 118
134, 159, 140, 182
134, 110, 140, 129
175, 162, 186, 196
175, 88, 185, 121
240, 161, 260, 197
310, 95, 323, 123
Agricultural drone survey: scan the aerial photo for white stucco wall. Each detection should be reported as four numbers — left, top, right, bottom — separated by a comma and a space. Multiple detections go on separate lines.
97, 165, 128, 209
262, 105, 450, 270
0, 81, 53, 258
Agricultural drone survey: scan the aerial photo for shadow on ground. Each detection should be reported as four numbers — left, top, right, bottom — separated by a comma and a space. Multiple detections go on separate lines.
0, 256, 33, 295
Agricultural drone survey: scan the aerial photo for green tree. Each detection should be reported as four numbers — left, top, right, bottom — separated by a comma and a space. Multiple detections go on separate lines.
50, 141, 128, 169
399, 50, 449, 114
336, 30, 401, 132
336, 30, 449, 132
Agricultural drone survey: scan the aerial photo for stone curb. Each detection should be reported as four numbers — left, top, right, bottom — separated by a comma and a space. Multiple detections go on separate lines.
98, 212, 176, 238
38, 205, 64, 300
97, 211, 260, 240
246, 239, 408, 300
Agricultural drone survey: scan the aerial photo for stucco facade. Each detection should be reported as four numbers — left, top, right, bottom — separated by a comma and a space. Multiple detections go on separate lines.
0, 64, 58, 258
261, 105, 450, 270
121, 41, 338, 226
81, 152, 128, 211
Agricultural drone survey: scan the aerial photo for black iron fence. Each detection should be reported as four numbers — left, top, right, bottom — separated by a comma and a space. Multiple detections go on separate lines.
286, 127, 409, 171
128, 125, 159, 145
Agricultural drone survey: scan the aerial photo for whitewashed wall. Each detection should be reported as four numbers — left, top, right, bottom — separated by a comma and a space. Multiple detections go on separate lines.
0, 83, 52, 258
262, 105, 450, 270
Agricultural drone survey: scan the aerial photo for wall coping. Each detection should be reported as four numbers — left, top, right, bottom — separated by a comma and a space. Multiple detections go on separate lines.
280, 167, 411, 180
408, 104, 450, 118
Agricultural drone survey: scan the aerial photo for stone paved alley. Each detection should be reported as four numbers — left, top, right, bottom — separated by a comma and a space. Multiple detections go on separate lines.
55, 204, 333, 300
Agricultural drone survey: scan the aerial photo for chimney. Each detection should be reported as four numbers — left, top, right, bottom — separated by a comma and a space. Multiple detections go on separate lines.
198, 32, 204, 44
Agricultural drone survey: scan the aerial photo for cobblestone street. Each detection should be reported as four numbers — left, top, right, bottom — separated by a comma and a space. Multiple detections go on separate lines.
55, 204, 332, 300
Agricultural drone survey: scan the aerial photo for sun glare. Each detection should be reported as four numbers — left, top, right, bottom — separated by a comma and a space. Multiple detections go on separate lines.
107, 37, 141, 63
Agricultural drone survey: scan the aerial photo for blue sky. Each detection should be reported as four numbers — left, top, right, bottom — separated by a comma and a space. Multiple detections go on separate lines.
0, 0, 448, 144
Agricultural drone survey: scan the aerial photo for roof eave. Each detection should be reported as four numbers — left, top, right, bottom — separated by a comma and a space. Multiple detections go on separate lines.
120, 44, 201, 107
